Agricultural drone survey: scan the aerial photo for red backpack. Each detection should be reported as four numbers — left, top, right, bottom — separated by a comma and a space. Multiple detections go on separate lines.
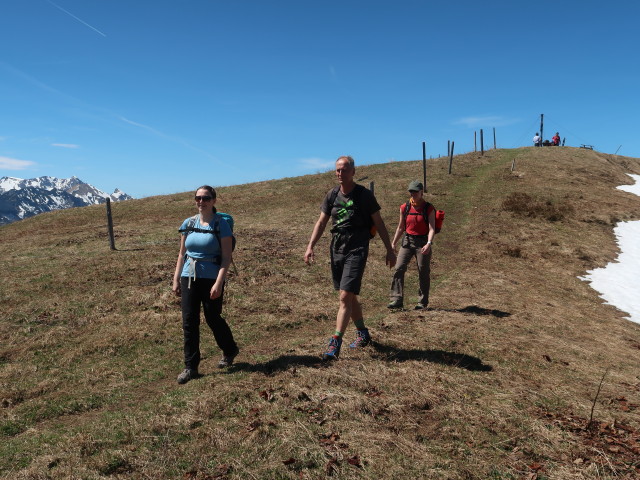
403, 201, 445, 234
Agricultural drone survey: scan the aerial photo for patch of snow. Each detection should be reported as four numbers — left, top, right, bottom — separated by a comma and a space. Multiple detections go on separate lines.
580, 174, 640, 324
0, 176, 24, 192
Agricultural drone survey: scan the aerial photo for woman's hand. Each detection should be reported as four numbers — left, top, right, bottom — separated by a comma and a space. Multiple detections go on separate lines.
421, 243, 432, 255
210, 280, 224, 300
172, 278, 181, 297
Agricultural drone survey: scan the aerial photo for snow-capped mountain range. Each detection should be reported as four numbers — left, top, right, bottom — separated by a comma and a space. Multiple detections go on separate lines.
0, 176, 133, 226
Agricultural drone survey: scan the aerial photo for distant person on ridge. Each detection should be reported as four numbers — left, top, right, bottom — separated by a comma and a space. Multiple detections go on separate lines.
304, 156, 396, 361
552, 132, 561, 146
172, 185, 239, 384
388, 180, 435, 310
533, 133, 542, 147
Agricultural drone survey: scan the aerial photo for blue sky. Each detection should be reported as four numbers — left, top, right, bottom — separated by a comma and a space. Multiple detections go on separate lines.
1, 0, 639, 198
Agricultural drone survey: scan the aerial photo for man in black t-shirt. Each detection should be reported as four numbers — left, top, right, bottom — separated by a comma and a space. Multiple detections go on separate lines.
304, 155, 396, 360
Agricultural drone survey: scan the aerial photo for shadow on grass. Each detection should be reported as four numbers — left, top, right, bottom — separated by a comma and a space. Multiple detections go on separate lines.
441, 305, 511, 318
371, 341, 493, 372
390, 305, 511, 318
231, 355, 324, 375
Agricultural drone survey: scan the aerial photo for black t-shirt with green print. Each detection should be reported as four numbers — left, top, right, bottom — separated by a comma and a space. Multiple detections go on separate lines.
321, 184, 381, 251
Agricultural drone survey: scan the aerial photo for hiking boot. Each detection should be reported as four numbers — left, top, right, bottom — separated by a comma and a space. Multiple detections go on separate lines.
322, 336, 342, 361
414, 303, 427, 310
177, 368, 198, 384
387, 299, 403, 309
349, 328, 371, 348
218, 347, 239, 368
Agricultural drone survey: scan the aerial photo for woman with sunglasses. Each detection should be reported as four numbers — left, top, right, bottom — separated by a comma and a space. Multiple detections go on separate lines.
172, 185, 239, 384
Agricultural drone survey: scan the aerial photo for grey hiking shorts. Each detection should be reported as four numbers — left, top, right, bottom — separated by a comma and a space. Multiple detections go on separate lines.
330, 244, 369, 295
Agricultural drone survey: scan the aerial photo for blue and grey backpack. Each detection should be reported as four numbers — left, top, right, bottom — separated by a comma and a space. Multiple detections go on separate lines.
179, 213, 237, 253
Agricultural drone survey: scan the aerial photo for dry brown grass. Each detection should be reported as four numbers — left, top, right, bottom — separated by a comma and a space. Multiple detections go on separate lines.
1, 147, 640, 479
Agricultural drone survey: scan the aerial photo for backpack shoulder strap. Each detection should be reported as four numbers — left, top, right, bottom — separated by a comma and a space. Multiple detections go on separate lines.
179, 214, 200, 234
212, 213, 222, 244
423, 202, 434, 221
353, 184, 374, 222
328, 185, 341, 208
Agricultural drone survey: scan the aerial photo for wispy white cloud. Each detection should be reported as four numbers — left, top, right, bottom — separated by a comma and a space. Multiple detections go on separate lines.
119, 116, 162, 134
453, 115, 520, 128
52, 143, 80, 149
3, 62, 215, 164
300, 157, 334, 171
329, 65, 337, 81
0, 156, 36, 170
46, 0, 107, 37
118, 116, 217, 161
0, 61, 64, 96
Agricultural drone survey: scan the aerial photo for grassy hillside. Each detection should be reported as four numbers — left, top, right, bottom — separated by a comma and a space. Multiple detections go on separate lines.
1, 147, 640, 479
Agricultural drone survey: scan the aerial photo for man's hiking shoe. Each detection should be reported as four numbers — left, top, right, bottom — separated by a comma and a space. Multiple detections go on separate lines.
414, 303, 427, 310
218, 347, 239, 368
177, 368, 198, 384
387, 299, 403, 309
322, 336, 342, 361
349, 328, 371, 348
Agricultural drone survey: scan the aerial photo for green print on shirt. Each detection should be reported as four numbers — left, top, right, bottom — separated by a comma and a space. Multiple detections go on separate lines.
335, 199, 354, 226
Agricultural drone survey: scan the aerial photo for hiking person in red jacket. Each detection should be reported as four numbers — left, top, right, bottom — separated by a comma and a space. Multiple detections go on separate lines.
305, 156, 396, 360
388, 180, 436, 310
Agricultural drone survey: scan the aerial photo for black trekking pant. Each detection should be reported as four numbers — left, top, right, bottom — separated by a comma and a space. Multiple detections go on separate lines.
180, 277, 237, 371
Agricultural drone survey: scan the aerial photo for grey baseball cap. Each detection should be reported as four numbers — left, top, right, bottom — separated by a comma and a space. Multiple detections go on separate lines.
408, 180, 424, 192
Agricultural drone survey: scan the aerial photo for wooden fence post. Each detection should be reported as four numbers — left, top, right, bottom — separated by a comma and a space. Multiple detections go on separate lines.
493, 127, 497, 149
422, 141, 427, 189
480, 129, 484, 155
474, 131, 477, 152
106, 198, 116, 250
448, 141, 455, 174
369, 181, 375, 195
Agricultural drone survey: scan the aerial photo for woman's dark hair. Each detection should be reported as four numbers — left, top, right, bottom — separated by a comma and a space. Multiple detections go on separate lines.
196, 185, 217, 214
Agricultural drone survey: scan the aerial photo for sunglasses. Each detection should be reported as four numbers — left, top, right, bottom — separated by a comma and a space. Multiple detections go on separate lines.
194, 195, 213, 201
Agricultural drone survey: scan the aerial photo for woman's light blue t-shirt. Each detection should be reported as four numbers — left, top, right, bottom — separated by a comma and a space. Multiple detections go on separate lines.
180, 214, 232, 279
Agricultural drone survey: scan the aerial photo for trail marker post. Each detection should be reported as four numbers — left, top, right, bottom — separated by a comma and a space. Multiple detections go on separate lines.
480, 129, 484, 155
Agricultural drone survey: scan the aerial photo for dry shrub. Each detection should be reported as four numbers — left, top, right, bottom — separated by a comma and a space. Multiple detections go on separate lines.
503, 246, 523, 258
502, 191, 574, 221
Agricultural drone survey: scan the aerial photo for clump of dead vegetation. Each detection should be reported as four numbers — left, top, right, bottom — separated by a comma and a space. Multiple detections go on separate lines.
502, 191, 575, 221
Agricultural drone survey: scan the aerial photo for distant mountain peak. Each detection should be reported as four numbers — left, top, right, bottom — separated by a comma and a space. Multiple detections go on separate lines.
0, 175, 133, 226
